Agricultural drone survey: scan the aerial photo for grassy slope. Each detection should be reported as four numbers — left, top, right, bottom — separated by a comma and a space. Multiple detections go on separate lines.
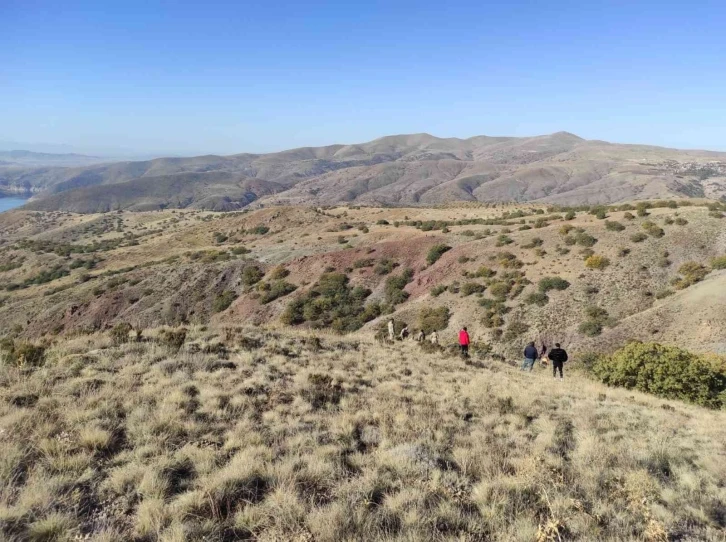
0, 326, 724, 541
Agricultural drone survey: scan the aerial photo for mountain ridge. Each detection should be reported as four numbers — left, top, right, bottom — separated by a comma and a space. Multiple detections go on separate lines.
2, 132, 725, 211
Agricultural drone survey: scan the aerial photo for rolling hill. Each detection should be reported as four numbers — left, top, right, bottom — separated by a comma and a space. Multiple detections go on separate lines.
3, 132, 726, 211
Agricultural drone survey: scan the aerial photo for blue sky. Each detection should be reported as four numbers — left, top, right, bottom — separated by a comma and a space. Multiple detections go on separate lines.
2, 0, 725, 156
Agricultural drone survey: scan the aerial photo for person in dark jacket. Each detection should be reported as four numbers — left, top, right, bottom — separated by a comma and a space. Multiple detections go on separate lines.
548, 343, 569, 380
522, 342, 538, 372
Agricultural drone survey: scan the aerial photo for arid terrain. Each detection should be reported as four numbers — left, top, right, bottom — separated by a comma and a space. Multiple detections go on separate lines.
1, 200, 726, 541
3, 132, 726, 210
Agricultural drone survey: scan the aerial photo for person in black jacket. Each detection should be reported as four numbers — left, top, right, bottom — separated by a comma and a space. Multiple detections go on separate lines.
548, 343, 568, 380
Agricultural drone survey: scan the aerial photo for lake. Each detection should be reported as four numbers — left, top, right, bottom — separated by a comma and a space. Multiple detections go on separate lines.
0, 197, 28, 213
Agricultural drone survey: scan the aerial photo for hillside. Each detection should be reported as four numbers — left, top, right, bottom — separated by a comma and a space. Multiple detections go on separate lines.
2, 133, 726, 211
2, 201, 726, 540
0, 325, 725, 541
1, 200, 725, 359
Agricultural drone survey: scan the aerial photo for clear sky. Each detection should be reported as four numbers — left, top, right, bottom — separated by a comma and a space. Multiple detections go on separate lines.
2, 0, 726, 156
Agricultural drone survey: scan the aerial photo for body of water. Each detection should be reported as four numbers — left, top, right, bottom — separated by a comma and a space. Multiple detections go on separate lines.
0, 197, 29, 213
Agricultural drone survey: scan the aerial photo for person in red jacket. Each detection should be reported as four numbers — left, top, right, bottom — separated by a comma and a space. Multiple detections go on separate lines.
459, 327, 470, 357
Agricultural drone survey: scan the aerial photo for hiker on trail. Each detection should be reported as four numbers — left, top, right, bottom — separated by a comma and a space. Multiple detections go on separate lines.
415, 329, 425, 342
522, 342, 538, 372
399, 325, 410, 340
459, 327, 470, 356
430, 331, 439, 345
548, 343, 569, 381
387, 319, 395, 342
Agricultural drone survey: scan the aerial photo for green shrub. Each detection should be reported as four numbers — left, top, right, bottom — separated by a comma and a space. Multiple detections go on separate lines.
213, 290, 238, 312
574, 231, 598, 247
642, 221, 665, 238
578, 320, 603, 337
525, 292, 549, 306
259, 281, 297, 304
674, 217, 688, 226
242, 266, 264, 286
710, 256, 726, 270
268, 266, 290, 280
465, 266, 496, 279
592, 342, 726, 409
427, 244, 452, 265
495, 235, 513, 247
502, 319, 529, 342
430, 284, 448, 297
496, 252, 523, 269
672, 262, 710, 289
460, 282, 486, 296
281, 272, 377, 332
564, 211, 576, 220
559, 224, 575, 235
630, 232, 648, 243
538, 276, 570, 293
605, 220, 625, 231
374, 258, 398, 275
623, 212, 635, 220
418, 306, 450, 334
385, 269, 414, 304
376, 219, 389, 225
249, 225, 270, 235
585, 255, 610, 270
521, 237, 543, 249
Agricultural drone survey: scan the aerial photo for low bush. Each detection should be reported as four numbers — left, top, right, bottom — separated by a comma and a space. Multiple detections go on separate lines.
213, 291, 237, 313
674, 217, 688, 226
242, 266, 264, 286
672, 262, 710, 289
630, 232, 648, 243
159, 329, 187, 352
521, 237, 543, 249
642, 221, 665, 238
495, 235, 513, 247
538, 276, 570, 293
268, 266, 290, 279
374, 258, 399, 275
259, 281, 297, 304
710, 255, 726, 270
430, 284, 448, 297
585, 255, 610, 270
460, 282, 486, 296
605, 220, 625, 231
282, 272, 380, 332
249, 225, 270, 235
418, 306, 450, 334
385, 269, 414, 304
427, 244, 452, 265
592, 342, 726, 409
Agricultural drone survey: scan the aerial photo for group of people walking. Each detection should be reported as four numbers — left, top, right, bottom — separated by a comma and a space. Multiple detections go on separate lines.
387, 319, 569, 380
522, 341, 569, 380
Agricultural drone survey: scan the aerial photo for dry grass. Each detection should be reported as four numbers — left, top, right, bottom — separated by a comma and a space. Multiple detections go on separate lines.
1, 326, 725, 541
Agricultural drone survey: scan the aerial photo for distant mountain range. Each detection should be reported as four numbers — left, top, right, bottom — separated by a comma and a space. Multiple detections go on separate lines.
0, 150, 109, 168
2, 132, 725, 211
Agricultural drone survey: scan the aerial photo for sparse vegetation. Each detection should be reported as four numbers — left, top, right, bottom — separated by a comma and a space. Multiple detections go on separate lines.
212, 290, 238, 312
584, 254, 610, 270
672, 262, 710, 289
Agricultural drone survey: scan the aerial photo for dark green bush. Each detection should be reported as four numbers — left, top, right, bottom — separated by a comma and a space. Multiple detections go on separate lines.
213, 291, 237, 313
374, 258, 399, 275
427, 244, 452, 265
538, 276, 570, 293
630, 232, 648, 243
430, 284, 448, 297
592, 342, 726, 409
385, 269, 414, 305
460, 282, 486, 296
605, 220, 625, 231
242, 266, 264, 286
259, 281, 297, 304
249, 225, 270, 235
418, 306, 450, 334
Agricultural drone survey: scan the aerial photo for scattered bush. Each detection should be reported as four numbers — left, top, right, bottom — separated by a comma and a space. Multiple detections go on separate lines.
159, 329, 187, 351
374, 258, 399, 275
538, 276, 570, 293
710, 255, 726, 270
460, 282, 486, 296
282, 272, 379, 332
213, 290, 238, 313
672, 262, 710, 289
574, 231, 598, 247
242, 266, 264, 286
259, 281, 297, 304
269, 266, 290, 280
249, 225, 270, 235
418, 306, 450, 334
630, 232, 648, 243
521, 237, 543, 249
385, 269, 414, 304
605, 220, 625, 231
642, 221, 665, 238
674, 217, 688, 226
564, 211, 576, 220
430, 284, 448, 297
592, 342, 726, 409
623, 212, 635, 220
495, 235, 514, 247
585, 255, 610, 270
427, 244, 452, 265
